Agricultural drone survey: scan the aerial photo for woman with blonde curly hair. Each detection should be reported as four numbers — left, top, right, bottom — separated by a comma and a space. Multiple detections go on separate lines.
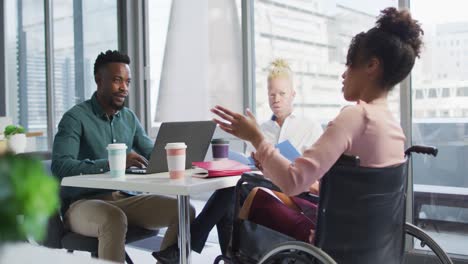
246, 58, 323, 156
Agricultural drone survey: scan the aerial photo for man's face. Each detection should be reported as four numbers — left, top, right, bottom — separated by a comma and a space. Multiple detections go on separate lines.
267, 77, 295, 118
95, 63, 131, 111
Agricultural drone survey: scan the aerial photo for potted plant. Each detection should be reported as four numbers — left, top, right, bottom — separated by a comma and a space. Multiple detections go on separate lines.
4, 125, 27, 154
0, 153, 59, 243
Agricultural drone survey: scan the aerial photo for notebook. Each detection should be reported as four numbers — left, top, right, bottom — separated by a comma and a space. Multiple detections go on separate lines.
192, 159, 251, 178
275, 140, 301, 161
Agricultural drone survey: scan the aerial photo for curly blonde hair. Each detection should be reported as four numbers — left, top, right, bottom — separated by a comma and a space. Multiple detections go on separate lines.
267, 58, 293, 84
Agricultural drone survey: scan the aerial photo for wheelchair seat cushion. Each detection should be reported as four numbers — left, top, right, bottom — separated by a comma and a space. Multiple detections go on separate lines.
249, 188, 317, 243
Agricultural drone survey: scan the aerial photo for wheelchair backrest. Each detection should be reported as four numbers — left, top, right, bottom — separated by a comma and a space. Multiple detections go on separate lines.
315, 160, 407, 264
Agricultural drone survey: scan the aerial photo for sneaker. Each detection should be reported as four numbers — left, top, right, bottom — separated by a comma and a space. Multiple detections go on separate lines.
152, 244, 180, 264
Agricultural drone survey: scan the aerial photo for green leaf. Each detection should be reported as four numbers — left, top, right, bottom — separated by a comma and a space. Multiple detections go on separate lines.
4, 125, 26, 137
16, 126, 25, 134
0, 154, 59, 242
4, 125, 17, 136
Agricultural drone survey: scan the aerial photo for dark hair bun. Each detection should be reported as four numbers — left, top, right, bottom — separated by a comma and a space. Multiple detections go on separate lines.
376, 7, 423, 57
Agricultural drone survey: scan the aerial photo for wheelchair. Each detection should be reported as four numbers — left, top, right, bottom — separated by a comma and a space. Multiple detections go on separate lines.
214, 145, 453, 264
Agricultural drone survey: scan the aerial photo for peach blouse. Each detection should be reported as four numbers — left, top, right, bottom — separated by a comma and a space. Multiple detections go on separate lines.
255, 97, 406, 196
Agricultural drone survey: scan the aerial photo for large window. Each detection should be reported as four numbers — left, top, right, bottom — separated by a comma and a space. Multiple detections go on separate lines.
5, 0, 118, 151
52, 0, 118, 126
146, 0, 244, 134
5, 0, 47, 150
411, 0, 468, 255
253, 0, 398, 124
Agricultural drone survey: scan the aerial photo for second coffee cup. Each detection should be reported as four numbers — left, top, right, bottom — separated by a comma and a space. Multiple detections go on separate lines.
211, 138, 229, 160
165, 142, 187, 179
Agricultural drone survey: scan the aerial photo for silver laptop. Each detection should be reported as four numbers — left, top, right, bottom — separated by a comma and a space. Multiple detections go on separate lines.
126, 121, 216, 174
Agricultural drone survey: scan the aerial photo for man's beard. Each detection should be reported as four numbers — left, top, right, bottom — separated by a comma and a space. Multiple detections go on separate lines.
109, 97, 125, 111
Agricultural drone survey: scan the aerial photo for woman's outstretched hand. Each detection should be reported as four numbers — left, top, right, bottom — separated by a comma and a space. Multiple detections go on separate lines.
211, 105, 264, 149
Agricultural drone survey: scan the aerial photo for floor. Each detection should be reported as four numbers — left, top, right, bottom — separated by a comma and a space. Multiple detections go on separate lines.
60, 196, 468, 263
126, 198, 222, 264
126, 241, 220, 264
66, 197, 222, 263
67, 241, 220, 264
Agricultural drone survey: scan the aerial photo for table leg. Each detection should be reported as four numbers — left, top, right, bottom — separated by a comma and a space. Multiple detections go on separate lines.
178, 195, 191, 264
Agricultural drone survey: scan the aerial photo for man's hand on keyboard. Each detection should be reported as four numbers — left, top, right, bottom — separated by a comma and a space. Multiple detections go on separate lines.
126, 151, 148, 168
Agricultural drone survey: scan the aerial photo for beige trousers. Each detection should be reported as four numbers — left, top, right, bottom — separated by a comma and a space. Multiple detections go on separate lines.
65, 192, 195, 263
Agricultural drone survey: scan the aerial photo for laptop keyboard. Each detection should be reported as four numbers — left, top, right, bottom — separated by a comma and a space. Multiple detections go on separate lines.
126, 168, 147, 174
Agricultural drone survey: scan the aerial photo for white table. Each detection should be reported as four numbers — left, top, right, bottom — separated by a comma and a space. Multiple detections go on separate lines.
61, 169, 241, 264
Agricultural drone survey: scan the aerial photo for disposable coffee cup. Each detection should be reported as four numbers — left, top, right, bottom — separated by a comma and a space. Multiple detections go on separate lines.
165, 142, 187, 179
211, 139, 229, 160
107, 143, 127, 178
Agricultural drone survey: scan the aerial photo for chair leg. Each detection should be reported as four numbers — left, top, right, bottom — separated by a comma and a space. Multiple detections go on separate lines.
125, 251, 134, 264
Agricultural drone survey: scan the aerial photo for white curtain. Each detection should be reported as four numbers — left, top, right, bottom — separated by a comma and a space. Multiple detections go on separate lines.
155, 0, 243, 122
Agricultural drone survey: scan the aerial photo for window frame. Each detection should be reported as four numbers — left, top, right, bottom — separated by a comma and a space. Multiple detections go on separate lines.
0, 1, 6, 116
44, 0, 55, 149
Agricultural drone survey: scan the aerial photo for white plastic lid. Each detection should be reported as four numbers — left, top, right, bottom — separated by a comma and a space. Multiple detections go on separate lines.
165, 142, 187, 150
107, 143, 127, 150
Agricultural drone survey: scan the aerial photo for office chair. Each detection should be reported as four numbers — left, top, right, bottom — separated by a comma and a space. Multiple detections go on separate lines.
41, 160, 159, 264
43, 212, 158, 264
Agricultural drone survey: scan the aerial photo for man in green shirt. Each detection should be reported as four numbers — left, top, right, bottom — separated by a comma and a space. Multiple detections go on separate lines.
52, 50, 194, 263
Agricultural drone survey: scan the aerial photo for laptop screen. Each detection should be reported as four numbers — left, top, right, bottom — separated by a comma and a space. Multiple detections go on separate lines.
145, 121, 217, 174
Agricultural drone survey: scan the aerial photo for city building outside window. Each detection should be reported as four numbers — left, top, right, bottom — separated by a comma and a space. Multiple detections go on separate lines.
253, 0, 399, 124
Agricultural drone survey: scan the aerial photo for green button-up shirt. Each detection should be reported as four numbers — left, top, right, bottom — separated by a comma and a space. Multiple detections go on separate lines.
52, 92, 153, 201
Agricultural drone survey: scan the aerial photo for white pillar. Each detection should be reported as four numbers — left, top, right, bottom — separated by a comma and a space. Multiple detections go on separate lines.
155, 0, 243, 122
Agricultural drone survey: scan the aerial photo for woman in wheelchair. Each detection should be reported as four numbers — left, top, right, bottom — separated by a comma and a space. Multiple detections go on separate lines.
212, 7, 423, 243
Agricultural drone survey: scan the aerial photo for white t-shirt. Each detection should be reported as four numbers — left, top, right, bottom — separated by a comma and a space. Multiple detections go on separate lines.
246, 113, 323, 155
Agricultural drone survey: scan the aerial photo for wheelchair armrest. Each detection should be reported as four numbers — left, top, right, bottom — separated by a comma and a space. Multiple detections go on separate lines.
404, 145, 438, 157
236, 173, 319, 204
297, 192, 319, 204
237, 172, 282, 192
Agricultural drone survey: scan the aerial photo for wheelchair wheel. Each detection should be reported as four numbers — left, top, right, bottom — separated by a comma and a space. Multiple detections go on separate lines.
405, 222, 453, 264
258, 241, 337, 264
